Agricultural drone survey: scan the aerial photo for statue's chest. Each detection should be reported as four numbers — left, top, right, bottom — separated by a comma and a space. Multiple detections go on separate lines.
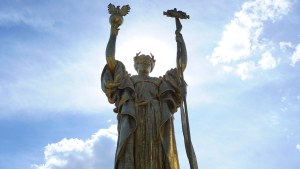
131, 76, 161, 100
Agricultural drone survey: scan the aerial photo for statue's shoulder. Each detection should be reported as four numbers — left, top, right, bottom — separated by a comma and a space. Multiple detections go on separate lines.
115, 60, 126, 67
149, 76, 162, 85
165, 68, 178, 75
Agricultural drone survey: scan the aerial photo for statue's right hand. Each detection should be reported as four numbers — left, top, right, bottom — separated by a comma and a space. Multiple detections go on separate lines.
109, 14, 122, 36
110, 14, 123, 28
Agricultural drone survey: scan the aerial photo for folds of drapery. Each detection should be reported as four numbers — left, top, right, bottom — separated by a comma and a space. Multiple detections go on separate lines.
101, 60, 193, 169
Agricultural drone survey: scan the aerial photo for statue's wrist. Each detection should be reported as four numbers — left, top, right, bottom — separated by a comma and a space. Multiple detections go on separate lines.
175, 30, 182, 35
111, 27, 119, 36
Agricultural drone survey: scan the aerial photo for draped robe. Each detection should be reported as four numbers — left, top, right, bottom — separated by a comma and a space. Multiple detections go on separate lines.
101, 60, 183, 169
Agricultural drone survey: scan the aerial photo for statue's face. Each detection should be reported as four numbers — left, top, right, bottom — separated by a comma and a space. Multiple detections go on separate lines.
137, 59, 152, 75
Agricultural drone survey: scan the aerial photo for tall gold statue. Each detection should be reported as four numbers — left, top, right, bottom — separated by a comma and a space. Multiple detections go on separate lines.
101, 4, 198, 169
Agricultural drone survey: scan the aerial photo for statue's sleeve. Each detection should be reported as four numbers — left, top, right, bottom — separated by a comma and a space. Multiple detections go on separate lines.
101, 60, 134, 113
159, 68, 183, 113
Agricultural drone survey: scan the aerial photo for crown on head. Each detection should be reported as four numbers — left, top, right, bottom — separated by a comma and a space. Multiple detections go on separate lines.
133, 52, 156, 72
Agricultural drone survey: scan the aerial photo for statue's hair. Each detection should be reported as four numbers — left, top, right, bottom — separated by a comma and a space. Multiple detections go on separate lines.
133, 52, 156, 72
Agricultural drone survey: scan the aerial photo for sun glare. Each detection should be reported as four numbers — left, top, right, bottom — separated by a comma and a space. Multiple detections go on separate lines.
117, 36, 176, 77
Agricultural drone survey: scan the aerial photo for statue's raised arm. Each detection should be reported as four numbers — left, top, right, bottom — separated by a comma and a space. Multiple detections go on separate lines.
164, 9, 198, 169
164, 8, 189, 74
106, 3, 130, 72
175, 17, 187, 73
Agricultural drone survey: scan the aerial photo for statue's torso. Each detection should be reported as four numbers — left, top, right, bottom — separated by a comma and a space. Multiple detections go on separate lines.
130, 75, 164, 169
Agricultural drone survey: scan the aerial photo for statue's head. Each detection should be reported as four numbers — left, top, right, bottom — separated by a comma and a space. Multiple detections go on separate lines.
134, 52, 156, 75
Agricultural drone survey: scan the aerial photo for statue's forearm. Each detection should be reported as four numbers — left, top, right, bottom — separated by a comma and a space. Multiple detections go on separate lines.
175, 18, 187, 72
106, 27, 118, 71
106, 3, 130, 72
176, 34, 187, 72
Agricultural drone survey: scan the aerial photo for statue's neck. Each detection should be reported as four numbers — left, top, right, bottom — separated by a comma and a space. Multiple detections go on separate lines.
138, 72, 149, 77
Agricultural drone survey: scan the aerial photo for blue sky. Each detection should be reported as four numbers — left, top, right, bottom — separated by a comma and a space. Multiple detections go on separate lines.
0, 0, 300, 169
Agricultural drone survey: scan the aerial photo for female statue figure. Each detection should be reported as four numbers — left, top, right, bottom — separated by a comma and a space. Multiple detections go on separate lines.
101, 4, 196, 169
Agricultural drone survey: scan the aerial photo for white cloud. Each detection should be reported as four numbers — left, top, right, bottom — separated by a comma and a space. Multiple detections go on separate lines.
291, 44, 300, 66
296, 143, 300, 150
235, 61, 257, 80
208, 19, 253, 65
279, 41, 293, 51
280, 107, 288, 112
0, 9, 56, 33
281, 96, 287, 102
258, 51, 278, 70
0, 42, 114, 116
0, 12, 23, 24
32, 124, 117, 169
222, 66, 234, 73
270, 112, 280, 126
207, 0, 292, 79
